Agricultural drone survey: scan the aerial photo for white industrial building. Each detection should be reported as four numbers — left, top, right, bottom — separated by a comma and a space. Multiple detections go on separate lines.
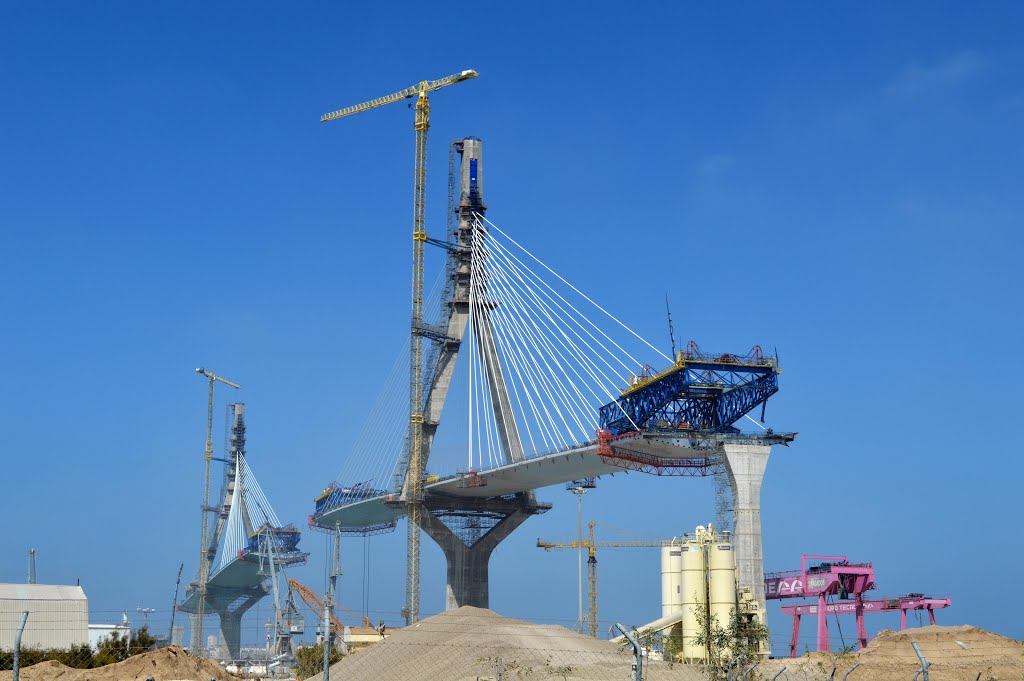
87, 623, 129, 651
0, 584, 88, 650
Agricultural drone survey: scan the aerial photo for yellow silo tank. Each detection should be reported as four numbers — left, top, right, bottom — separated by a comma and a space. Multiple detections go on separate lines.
661, 544, 683, 619
680, 534, 708, 661
708, 530, 737, 641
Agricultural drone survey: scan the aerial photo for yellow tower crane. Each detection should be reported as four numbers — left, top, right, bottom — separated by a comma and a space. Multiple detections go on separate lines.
320, 69, 478, 625
191, 367, 240, 657
538, 523, 674, 638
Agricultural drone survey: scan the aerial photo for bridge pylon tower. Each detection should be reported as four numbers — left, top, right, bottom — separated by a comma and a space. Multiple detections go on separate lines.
399, 138, 548, 614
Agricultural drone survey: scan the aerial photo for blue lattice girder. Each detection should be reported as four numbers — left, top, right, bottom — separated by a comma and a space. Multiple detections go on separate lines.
598, 361, 779, 434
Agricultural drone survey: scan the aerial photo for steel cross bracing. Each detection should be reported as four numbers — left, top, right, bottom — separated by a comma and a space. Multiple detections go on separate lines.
598, 343, 781, 435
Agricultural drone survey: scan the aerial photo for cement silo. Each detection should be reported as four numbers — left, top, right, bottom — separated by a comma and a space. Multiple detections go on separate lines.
679, 530, 708, 661
661, 543, 683, 619
708, 529, 737, 637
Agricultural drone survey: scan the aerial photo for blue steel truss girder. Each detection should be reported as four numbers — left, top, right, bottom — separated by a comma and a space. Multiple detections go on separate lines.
599, 362, 779, 434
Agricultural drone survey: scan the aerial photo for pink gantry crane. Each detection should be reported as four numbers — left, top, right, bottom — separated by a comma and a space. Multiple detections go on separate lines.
765, 555, 951, 656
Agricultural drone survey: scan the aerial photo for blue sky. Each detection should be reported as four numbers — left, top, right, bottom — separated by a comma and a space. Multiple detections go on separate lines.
1, 1, 1022, 651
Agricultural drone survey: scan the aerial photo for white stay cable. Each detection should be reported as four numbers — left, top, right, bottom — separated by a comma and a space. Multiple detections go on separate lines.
482, 271, 573, 453
475, 266, 579, 445
473, 227, 583, 448
483, 265, 592, 440
478, 221, 643, 434
483, 229, 640, 382
482, 234, 622, 420
478, 228, 613, 434
477, 213, 671, 364
471, 225, 561, 454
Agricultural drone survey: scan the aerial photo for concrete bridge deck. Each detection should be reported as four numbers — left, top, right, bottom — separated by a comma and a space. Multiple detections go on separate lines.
313, 430, 793, 530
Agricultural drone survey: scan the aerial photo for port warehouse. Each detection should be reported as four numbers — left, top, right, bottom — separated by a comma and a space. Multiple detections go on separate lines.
0, 584, 87, 649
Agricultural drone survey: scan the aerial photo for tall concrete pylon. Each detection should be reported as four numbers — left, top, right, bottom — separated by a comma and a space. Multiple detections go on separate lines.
721, 442, 771, 620
402, 138, 544, 614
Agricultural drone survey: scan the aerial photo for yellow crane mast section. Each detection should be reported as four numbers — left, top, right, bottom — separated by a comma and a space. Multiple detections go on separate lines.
319, 68, 478, 626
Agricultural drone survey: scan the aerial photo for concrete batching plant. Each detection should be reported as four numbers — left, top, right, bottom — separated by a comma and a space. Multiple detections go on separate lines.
635, 524, 763, 662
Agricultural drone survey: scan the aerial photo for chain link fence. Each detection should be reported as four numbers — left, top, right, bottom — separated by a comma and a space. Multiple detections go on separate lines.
2, 613, 1022, 680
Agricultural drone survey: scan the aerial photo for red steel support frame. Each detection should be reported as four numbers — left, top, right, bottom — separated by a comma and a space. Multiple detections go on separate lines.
784, 595, 951, 657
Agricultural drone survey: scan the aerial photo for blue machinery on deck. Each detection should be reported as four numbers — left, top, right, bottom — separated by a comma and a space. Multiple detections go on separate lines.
599, 342, 780, 435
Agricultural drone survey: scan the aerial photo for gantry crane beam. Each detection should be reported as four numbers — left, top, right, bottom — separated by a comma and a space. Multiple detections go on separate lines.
191, 367, 240, 657
320, 69, 478, 626
537, 523, 675, 638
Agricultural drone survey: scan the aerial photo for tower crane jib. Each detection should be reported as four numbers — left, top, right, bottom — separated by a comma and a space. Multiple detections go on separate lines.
320, 69, 478, 626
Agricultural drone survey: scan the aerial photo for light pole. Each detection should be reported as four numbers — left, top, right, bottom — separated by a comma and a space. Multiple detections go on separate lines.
568, 484, 588, 633
137, 607, 155, 629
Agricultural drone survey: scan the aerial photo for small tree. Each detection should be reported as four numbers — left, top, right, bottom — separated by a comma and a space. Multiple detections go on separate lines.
295, 642, 343, 678
93, 626, 156, 666
692, 605, 770, 680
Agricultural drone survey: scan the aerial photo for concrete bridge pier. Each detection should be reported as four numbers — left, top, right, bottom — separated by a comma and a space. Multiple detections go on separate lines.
721, 442, 771, 617
211, 592, 262, 660
417, 496, 542, 610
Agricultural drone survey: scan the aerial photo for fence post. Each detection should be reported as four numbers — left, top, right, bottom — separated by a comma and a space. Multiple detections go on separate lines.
842, 663, 860, 680
911, 640, 929, 681
496, 655, 503, 681
12, 610, 29, 681
612, 623, 643, 681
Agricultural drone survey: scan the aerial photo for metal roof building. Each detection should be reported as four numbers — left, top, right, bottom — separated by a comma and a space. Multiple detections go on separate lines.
0, 584, 88, 650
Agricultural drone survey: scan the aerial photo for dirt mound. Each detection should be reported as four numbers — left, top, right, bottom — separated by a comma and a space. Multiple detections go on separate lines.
859, 624, 1024, 661
1, 646, 235, 681
761, 625, 1024, 681
305, 606, 628, 681
0, 660, 79, 681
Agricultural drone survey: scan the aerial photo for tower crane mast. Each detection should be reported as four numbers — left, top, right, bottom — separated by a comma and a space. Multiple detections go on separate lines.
191, 367, 240, 657
537, 523, 676, 638
321, 69, 478, 625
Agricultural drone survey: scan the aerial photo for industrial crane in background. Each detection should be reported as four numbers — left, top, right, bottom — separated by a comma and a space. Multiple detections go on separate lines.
288, 579, 374, 651
191, 368, 240, 656
537, 522, 673, 638
320, 69, 478, 625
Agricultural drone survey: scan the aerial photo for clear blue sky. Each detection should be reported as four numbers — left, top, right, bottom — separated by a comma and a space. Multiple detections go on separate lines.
2, 1, 1022, 651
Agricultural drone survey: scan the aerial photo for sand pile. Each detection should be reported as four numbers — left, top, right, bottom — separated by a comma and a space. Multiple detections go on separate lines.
762, 625, 1024, 681
0, 646, 235, 681
305, 606, 629, 681
859, 624, 1023, 661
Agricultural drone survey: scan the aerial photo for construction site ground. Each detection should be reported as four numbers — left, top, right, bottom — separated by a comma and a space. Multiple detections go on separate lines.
4, 615, 1021, 680
762, 624, 1024, 680
305, 607, 1024, 681
0, 646, 235, 681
